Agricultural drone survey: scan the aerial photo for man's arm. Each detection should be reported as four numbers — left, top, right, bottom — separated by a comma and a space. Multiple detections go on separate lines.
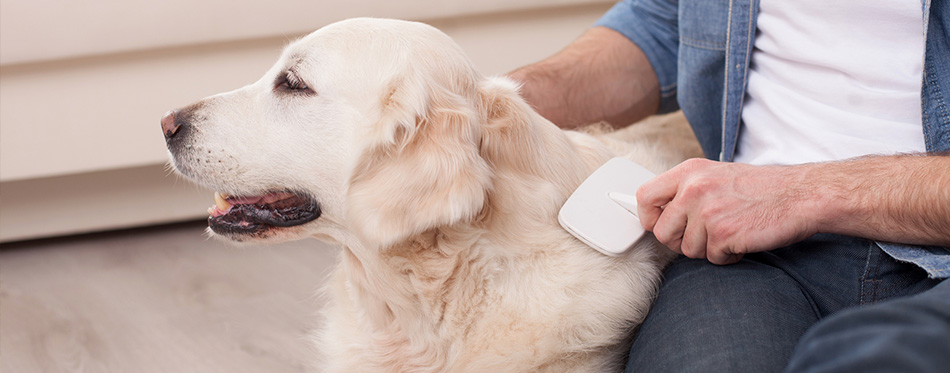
636, 154, 950, 265
508, 27, 660, 128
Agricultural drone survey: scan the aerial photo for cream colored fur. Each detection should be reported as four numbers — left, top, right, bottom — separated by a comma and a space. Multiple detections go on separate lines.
167, 18, 701, 372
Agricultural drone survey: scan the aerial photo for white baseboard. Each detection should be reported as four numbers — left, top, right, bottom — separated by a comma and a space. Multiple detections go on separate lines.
0, 165, 211, 242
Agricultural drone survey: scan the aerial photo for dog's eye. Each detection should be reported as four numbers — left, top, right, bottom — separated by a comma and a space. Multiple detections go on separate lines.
275, 72, 314, 95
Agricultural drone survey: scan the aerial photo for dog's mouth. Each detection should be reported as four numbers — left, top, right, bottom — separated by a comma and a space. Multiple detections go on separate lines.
207, 191, 321, 236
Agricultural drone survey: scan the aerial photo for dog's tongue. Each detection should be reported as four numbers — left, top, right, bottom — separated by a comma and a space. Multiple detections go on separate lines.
207, 192, 294, 217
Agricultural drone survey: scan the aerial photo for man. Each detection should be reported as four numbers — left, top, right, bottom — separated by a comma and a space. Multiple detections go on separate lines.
510, 0, 950, 371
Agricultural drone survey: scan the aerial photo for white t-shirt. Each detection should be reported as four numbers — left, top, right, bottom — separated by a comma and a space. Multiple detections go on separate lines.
735, 0, 926, 166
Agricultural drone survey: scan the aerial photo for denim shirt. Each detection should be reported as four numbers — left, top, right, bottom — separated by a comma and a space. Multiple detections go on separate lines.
596, 0, 950, 278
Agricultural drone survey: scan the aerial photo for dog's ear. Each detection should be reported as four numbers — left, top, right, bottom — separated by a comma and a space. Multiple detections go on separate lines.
347, 74, 492, 247
476, 76, 591, 193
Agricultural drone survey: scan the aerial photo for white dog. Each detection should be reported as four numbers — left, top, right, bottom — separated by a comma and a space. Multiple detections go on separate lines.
162, 18, 700, 372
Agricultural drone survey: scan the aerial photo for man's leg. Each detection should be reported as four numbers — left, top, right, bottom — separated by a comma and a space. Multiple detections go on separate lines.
624, 255, 819, 372
625, 234, 934, 372
785, 278, 950, 373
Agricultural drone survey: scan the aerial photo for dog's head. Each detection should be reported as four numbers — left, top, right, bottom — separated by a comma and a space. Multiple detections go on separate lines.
163, 18, 527, 247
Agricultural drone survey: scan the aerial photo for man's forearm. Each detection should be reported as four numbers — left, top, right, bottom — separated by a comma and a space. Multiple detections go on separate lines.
508, 27, 660, 129
636, 153, 949, 265
811, 153, 950, 246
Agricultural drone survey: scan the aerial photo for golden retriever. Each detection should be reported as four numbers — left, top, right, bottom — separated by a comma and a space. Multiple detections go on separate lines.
162, 18, 700, 372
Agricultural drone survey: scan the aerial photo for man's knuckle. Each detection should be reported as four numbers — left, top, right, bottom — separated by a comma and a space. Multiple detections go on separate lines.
706, 221, 731, 241
680, 239, 692, 255
668, 239, 684, 254
654, 230, 676, 247
680, 180, 705, 199
682, 158, 707, 169
635, 185, 650, 203
707, 231, 727, 251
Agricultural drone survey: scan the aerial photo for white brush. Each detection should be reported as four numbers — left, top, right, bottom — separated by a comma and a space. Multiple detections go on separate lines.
558, 157, 656, 256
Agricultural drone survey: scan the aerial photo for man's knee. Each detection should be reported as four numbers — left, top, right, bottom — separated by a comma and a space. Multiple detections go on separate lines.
787, 279, 950, 372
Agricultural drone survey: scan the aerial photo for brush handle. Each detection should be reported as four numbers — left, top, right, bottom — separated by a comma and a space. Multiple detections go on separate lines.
608, 192, 639, 217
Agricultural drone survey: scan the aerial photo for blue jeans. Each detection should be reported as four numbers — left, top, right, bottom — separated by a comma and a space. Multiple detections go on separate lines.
625, 234, 949, 372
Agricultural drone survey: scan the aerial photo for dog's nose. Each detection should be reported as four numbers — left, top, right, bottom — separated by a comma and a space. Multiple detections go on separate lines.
161, 110, 181, 139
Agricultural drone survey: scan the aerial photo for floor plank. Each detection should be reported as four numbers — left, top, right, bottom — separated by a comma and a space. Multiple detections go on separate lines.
1, 221, 338, 372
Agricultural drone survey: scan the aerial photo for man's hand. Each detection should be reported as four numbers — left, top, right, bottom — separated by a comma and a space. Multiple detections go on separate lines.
637, 155, 950, 265
636, 159, 818, 264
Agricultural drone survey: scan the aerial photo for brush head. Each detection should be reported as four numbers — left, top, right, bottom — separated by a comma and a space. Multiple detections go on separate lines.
558, 157, 656, 256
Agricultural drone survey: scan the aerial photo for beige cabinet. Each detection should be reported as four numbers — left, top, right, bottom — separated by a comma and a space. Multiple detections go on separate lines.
0, 0, 614, 242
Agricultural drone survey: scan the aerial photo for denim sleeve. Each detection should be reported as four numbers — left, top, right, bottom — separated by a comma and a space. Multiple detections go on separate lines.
594, 0, 680, 113
877, 242, 950, 279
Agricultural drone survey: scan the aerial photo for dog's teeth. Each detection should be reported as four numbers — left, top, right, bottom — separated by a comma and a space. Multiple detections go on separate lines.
214, 192, 232, 211
207, 207, 215, 215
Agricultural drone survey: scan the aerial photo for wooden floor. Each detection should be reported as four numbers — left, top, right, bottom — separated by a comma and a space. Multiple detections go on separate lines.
0, 221, 339, 372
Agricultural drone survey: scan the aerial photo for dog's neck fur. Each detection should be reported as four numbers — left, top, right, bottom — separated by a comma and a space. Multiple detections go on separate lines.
333, 80, 618, 368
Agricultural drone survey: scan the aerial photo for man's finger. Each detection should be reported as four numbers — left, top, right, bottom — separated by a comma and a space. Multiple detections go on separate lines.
681, 218, 707, 259
708, 249, 743, 265
651, 198, 688, 254
636, 168, 684, 231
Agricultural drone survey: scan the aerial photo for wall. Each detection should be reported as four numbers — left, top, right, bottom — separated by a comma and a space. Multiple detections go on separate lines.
0, 0, 615, 242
